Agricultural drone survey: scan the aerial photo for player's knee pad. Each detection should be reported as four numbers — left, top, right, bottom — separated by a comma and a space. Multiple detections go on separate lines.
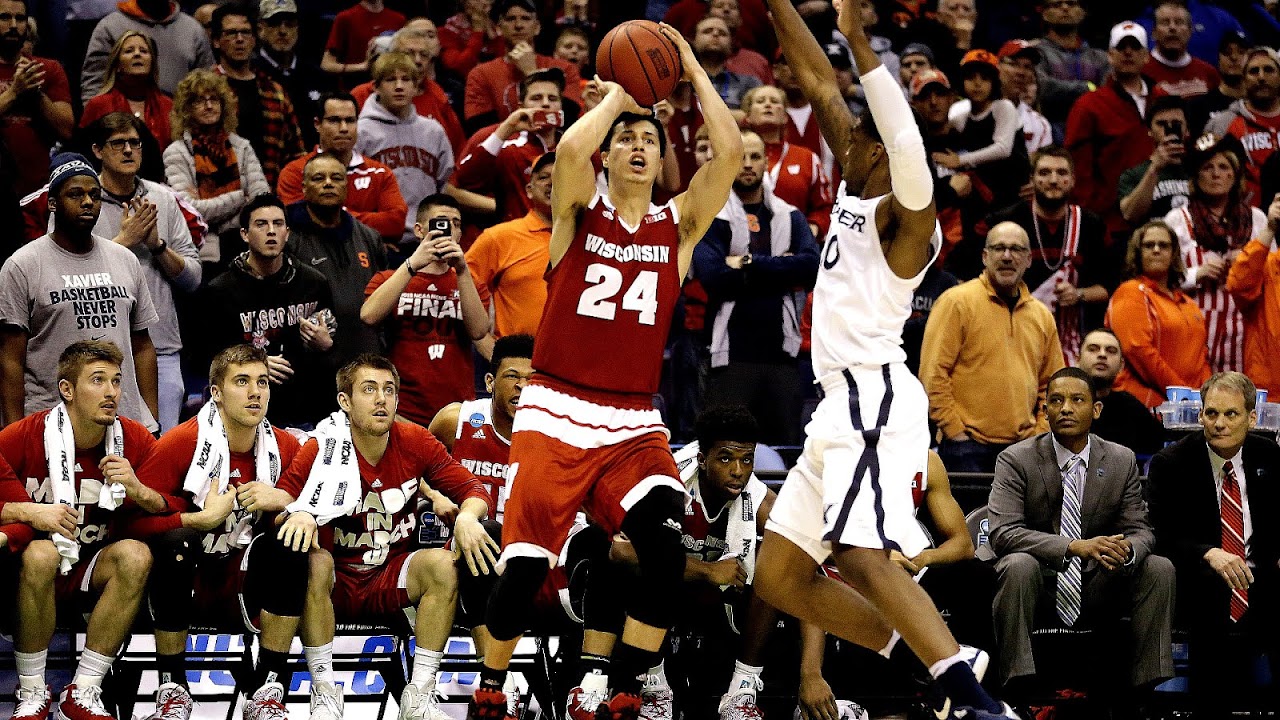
619, 486, 687, 630
582, 544, 629, 636
485, 555, 550, 642
147, 528, 202, 632
245, 532, 309, 618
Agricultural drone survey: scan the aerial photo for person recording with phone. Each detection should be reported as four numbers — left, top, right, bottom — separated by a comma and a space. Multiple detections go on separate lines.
1119, 95, 1192, 226
361, 194, 490, 425
447, 67, 568, 223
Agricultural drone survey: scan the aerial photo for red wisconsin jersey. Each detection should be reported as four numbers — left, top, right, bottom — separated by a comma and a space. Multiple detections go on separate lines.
451, 398, 511, 522
278, 421, 489, 570
365, 269, 475, 425
128, 418, 301, 551
534, 192, 682, 396
0, 410, 156, 560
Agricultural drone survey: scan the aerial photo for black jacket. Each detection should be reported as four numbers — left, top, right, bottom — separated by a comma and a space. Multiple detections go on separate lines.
203, 254, 337, 427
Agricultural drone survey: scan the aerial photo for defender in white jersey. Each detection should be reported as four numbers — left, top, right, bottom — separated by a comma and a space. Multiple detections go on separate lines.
756, 0, 1014, 718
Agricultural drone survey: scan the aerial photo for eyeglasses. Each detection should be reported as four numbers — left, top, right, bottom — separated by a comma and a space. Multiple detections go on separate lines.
1141, 241, 1173, 250
105, 138, 143, 150
192, 96, 221, 107
985, 244, 1030, 256
219, 28, 255, 37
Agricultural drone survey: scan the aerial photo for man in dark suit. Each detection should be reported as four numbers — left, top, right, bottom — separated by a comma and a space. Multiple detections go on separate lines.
988, 367, 1175, 703
1149, 371, 1280, 712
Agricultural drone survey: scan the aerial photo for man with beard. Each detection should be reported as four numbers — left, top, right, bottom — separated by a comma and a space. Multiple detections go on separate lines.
694, 15, 760, 110
0, 0, 73, 197
0, 154, 160, 431
256, 0, 330, 150
209, 4, 304, 189
1187, 30, 1248, 136
985, 146, 1109, 365
1206, 46, 1280, 206
1074, 328, 1166, 456
693, 130, 818, 446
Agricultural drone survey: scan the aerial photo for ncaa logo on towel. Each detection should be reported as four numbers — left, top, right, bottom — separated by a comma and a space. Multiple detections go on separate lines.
469, 413, 485, 428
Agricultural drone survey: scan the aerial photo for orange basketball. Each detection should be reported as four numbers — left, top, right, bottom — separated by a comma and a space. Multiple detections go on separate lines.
595, 20, 683, 107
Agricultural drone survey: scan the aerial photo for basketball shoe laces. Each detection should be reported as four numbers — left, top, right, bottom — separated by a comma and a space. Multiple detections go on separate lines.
69, 685, 109, 717
152, 687, 192, 720
15, 685, 49, 717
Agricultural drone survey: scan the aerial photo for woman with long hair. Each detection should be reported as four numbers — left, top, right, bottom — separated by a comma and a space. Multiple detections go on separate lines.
162, 69, 269, 266
80, 31, 172, 153
1164, 134, 1266, 373
1105, 221, 1211, 407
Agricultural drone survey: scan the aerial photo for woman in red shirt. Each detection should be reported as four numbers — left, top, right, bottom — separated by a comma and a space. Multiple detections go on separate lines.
80, 31, 172, 157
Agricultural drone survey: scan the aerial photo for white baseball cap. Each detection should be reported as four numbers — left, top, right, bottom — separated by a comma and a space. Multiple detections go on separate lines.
1109, 21, 1148, 50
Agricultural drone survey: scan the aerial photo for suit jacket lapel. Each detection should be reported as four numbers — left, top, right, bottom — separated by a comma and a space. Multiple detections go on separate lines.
1037, 434, 1064, 533
1080, 436, 1106, 537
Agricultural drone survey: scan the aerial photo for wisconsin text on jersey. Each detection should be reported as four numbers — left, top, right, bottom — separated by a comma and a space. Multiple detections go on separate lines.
584, 233, 671, 263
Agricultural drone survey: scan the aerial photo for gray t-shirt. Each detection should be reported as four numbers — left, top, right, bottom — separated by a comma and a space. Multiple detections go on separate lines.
0, 235, 160, 427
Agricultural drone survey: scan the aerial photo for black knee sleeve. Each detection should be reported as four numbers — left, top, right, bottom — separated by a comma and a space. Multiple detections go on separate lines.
147, 528, 202, 632
619, 487, 688, 630
582, 545, 630, 635
457, 520, 503, 625
244, 532, 309, 618
485, 555, 550, 642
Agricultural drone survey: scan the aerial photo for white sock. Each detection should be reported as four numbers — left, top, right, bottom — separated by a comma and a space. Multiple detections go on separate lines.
15, 650, 47, 689
878, 629, 901, 659
412, 648, 444, 688
73, 650, 114, 689
726, 660, 763, 697
928, 648, 968, 680
305, 643, 334, 686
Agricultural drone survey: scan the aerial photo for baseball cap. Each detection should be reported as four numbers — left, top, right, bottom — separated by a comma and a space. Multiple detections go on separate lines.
998, 39, 1041, 63
531, 152, 556, 175
1219, 30, 1249, 54
960, 49, 999, 69
1109, 21, 1148, 50
901, 42, 935, 65
825, 42, 852, 69
909, 68, 951, 99
1247, 46, 1280, 72
259, 0, 298, 19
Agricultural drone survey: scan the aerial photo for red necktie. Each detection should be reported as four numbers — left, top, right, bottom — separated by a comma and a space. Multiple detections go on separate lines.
1221, 461, 1248, 622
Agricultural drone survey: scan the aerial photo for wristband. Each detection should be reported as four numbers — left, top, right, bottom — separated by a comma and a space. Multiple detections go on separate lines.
404, 260, 418, 277
149, 240, 167, 257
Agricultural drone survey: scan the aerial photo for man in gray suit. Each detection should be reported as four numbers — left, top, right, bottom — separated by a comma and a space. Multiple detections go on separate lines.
988, 367, 1174, 702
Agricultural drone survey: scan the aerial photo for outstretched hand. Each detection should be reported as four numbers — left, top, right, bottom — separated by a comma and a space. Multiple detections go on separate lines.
656, 23, 696, 83
835, 0, 865, 44
592, 76, 651, 115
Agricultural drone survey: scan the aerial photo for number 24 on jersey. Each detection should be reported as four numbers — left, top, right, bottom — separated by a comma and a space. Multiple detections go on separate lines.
575, 263, 659, 326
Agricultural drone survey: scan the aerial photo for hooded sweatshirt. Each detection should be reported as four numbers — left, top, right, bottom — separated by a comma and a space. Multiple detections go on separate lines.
354, 97, 454, 244
82, 1, 214, 102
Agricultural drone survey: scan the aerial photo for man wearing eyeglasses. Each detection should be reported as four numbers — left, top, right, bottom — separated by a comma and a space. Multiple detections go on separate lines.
919, 222, 1066, 473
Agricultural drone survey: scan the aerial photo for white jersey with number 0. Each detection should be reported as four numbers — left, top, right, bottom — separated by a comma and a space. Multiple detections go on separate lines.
811, 187, 941, 377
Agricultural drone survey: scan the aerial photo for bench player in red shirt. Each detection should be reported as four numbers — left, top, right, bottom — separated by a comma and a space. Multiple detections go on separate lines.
466, 22, 744, 720
125, 345, 323, 720
0, 341, 161, 720
275, 355, 497, 720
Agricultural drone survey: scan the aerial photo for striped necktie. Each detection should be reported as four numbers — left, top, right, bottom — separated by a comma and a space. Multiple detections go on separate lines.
1056, 455, 1085, 626
1221, 461, 1248, 622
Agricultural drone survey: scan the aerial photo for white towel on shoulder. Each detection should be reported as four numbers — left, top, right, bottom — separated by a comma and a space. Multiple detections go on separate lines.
43, 403, 125, 575
285, 411, 360, 524
675, 441, 769, 587
182, 400, 283, 548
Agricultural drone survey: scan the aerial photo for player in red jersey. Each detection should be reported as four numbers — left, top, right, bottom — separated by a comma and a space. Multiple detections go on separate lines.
124, 345, 325, 720
467, 22, 744, 720
275, 354, 497, 720
0, 341, 160, 720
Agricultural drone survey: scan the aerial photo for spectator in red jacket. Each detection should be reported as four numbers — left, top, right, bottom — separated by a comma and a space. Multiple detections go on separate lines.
351, 24, 466, 156
79, 30, 172, 165
1066, 21, 1158, 237
462, 0, 582, 132
320, 0, 406, 85
276, 92, 408, 241
439, 0, 506, 79
739, 84, 832, 236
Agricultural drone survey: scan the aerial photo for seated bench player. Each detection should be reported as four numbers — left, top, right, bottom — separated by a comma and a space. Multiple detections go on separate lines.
125, 345, 342, 720
0, 341, 160, 720
275, 354, 498, 720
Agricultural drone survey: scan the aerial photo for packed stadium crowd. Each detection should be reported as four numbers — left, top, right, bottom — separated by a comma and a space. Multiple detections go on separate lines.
0, 0, 1279, 720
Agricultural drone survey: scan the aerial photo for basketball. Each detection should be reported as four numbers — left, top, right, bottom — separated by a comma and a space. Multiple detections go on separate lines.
595, 20, 683, 107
